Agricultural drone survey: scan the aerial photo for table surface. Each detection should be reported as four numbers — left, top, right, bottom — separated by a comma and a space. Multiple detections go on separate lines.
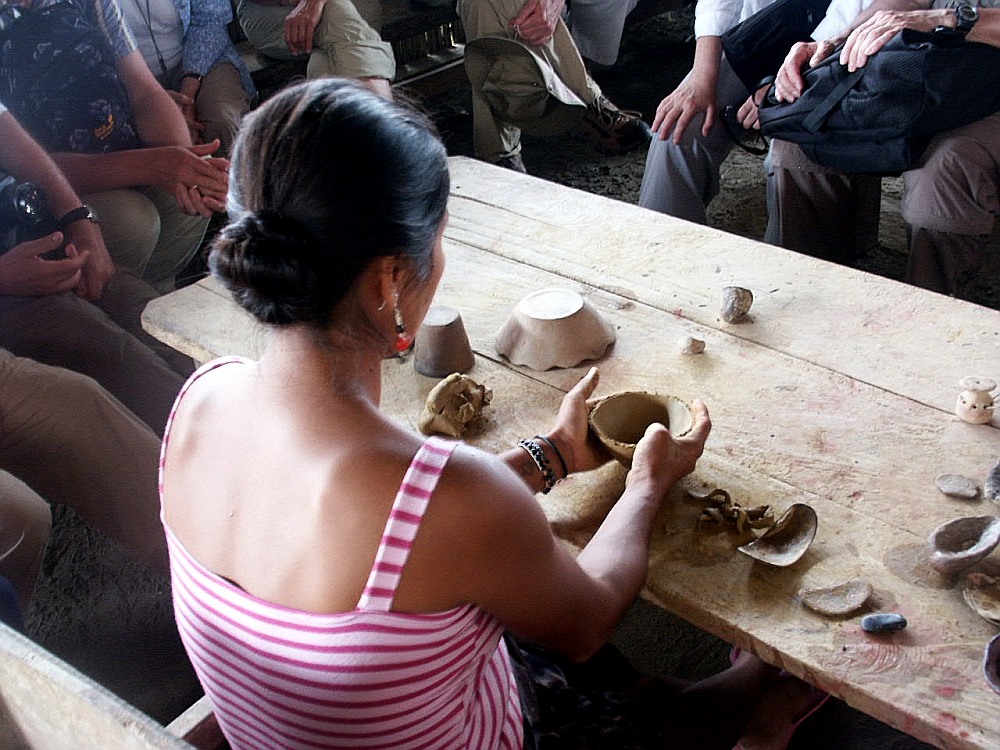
144, 156, 1000, 750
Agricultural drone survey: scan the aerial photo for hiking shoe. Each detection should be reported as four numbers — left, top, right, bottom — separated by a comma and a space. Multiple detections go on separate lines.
580, 96, 652, 156
495, 153, 527, 173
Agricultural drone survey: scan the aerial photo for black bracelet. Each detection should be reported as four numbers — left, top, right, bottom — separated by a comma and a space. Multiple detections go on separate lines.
517, 438, 557, 494
534, 434, 568, 480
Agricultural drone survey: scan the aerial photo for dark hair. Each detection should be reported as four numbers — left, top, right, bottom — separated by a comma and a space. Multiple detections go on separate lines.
210, 79, 450, 328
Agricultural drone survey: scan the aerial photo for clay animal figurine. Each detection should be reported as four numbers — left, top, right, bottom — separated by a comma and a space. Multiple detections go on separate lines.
418, 373, 492, 438
955, 376, 997, 424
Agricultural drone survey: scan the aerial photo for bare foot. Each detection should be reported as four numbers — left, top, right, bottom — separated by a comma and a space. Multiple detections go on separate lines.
735, 675, 829, 750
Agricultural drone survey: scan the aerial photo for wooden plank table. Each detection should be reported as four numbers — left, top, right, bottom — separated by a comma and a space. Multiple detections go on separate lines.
144, 156, 1000, 750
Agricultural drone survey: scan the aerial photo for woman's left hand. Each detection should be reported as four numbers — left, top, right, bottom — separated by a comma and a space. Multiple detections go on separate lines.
545, 367, 609, 476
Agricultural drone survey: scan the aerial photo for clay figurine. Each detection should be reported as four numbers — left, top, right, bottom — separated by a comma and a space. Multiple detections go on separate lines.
955, 376, 997, 424
418, 373, 493, 438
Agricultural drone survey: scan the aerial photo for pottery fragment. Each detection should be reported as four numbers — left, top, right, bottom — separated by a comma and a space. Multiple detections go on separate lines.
737, 503, 817, 566
589, 391, 693, 467
861, 613, 907, 633
986, 458, 1000, 505
677, 335, 706, 355
985, 634, 1000, 696
935, 473, 980, 500
798, 579, 873, 617
963, 573, 1000, 626
418, 373, 492, 438
926, 515, 1000, 576
720, 286, 753, 323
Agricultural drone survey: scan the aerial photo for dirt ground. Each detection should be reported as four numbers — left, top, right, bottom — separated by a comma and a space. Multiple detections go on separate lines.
22, 5, 995, 748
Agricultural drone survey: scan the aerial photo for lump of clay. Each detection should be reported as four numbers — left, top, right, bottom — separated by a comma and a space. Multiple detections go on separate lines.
935, 474, 979, 500
694, 488, 774, 534
589, 391, 693, 467
418, 373, 492, 438
721, 286, 753, 323
963, 572, 1000, 626
737, 503, 817, 567
799, 579, 873, 617
678, 335, 706, 355
926, 515, 1000, 576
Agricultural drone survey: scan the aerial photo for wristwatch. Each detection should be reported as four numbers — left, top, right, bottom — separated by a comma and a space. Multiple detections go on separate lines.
57, 204, 99, 230
935, 3, 979, 39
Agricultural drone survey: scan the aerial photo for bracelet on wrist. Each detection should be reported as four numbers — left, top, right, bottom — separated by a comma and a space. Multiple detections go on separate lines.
517, 438, 558, 494
533, 434, 568, 480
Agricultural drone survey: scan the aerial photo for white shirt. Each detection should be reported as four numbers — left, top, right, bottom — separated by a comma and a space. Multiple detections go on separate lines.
811, 0, 871, 40
694, 0, 777, 39
120, 0, 184, 78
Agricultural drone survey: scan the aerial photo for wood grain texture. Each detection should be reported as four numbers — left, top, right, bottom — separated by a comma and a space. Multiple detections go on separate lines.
142, 157, 1000, 749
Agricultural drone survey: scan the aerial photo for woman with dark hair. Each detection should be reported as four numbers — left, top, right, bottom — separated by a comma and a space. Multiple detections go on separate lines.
159, 79, 828, 750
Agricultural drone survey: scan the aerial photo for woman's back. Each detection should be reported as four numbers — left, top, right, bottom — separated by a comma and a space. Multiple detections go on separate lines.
162, 360, 523, 749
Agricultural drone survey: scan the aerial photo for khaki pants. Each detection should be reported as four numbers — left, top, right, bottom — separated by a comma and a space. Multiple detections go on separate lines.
0, 351, 167, 610
237, 0, 395, 81
165, 62, 251, 156
458, 0, 600, 161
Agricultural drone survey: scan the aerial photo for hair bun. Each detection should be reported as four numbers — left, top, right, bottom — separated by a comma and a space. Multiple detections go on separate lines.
209, 211, 330, 326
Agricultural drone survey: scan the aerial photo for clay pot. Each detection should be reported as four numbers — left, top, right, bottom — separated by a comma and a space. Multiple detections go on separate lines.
926, 515, 1000, 576
738, 503, 818, 567
495, 288, 615, 370
414, 305, 475, 378
588, 391, 693, 467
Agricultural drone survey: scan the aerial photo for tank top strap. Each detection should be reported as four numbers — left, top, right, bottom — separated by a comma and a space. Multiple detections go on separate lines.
357, 436, 459, 612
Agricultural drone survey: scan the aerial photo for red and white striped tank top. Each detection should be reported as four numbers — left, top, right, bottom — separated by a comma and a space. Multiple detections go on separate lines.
160, 358, 523, 750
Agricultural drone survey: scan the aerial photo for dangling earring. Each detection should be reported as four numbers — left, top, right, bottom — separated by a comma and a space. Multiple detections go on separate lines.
393, 293, 413, 353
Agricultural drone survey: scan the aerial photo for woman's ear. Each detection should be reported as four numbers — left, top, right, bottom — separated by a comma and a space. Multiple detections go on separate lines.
370, 256, 401, 309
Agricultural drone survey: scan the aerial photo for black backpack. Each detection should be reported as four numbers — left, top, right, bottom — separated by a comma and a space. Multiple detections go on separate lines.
756, 29, 1000, 175
0, 0, 141, 154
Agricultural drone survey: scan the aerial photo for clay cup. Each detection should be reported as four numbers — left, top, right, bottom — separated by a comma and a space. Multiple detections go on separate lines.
414, 305, 475, 378
588, 391, 693, 467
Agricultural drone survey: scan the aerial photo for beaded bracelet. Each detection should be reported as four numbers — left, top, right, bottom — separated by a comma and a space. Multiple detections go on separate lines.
517, 438, 558, 494
533, 434, 568, 480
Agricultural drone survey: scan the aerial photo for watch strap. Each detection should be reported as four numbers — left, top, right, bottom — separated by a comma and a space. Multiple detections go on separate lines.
57, 205, 97, 230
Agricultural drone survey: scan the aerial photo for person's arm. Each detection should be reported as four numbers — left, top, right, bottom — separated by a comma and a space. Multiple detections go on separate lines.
653, 36, 724, 143
0, 111, 113, 299
118, 50, 194, 147
510, 0, 566, 46
284, 0, 327, 54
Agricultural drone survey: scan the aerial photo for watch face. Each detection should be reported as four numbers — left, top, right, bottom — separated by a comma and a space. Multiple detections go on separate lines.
957, 3, 978, 30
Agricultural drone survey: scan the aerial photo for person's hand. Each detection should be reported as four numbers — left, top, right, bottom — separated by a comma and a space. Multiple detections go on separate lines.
735, 87, 763, 130
773, 41, 823, 102
652, 74, 717, 144
62, 219, 113, 300
149, 141, 229, 216
545, 367, 608, 476
284, 0, 325, 54
626, 399, 711, 497
168, 85, 206, 144
0, 233, 89, 296
511, 0, 565, 46
840, 9, 951, 71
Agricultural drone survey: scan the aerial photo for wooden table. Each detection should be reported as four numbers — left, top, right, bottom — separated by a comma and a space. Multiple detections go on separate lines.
144, 156, 1000, 750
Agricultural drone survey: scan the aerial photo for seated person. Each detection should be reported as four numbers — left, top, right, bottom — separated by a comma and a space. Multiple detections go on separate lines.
0, 104, 191, 435
0, 0, 230, 291
764, 0, 1000, 299
459, 0, 652, 171
160, 78, 828, 749
566, 0, 639, 68
119, 0, 256, 154
237, 0, 395, 99
0, 349, 167, 622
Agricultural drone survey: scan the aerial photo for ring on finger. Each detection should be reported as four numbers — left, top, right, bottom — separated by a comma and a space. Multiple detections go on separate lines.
191, 184, 200, 192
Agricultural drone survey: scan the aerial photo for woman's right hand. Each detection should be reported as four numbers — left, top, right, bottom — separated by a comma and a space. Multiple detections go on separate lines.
626, 399, 711, 497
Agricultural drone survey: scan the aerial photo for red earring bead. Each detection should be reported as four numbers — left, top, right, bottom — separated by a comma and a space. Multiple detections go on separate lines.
395, 333, 413, 352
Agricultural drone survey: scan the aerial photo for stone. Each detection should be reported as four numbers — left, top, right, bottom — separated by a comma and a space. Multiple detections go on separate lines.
935, 473, 979, 500
861, 613, 907, 633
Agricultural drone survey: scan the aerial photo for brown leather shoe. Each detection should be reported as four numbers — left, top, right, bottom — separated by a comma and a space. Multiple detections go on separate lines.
580, 96, 652, 156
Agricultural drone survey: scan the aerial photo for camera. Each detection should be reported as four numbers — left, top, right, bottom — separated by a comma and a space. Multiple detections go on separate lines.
0, 171, 62, 257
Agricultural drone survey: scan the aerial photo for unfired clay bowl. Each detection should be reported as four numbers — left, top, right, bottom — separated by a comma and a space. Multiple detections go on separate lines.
588, 391, 693, 467
926, 515, 1000, 576
738, 503, 818, 567
495, 288, 615, 370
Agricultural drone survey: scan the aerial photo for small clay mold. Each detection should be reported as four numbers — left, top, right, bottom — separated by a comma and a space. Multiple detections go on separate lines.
589, 392, 693, 467
985, 634, 1000, 696
862, 613, 907, 633
495, 288, 615, 370
721, 286, 753, 323
413, 305, 475, 378
935, 474, 979, 500
737, 503, 818, 567
926, 515, 1000, 576
963, 573, 1000, 626
798, 578, 873, 617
